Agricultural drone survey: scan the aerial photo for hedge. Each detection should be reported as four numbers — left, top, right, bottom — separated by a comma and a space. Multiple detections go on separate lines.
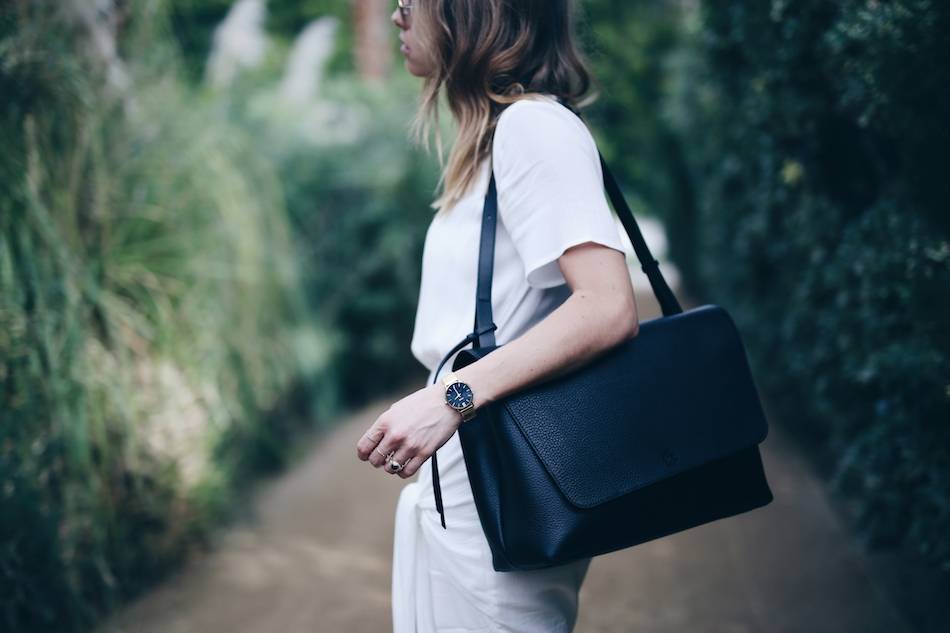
663, 0, 950, 570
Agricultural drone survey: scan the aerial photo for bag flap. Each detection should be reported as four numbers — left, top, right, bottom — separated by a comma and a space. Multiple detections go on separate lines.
456, 304, 769, 509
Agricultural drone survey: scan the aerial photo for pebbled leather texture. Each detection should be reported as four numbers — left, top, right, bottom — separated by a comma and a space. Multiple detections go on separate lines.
492, 304, 767, 509
451, 315, 774, 571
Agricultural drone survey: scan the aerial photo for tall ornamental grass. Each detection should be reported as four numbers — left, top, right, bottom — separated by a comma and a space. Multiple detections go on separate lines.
0, 3, 329, 631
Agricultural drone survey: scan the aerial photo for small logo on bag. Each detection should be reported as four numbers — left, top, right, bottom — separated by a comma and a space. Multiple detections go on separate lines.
661, 448, 677, 467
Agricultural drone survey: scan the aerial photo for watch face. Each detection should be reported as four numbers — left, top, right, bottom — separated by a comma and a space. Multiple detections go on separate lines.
445, 382, 474, 410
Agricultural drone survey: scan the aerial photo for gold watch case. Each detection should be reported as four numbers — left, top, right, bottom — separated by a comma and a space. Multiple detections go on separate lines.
441, 372, 476, 422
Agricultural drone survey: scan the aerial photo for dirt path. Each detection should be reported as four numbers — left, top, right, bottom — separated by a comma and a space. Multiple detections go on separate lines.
98, 257, 913, 633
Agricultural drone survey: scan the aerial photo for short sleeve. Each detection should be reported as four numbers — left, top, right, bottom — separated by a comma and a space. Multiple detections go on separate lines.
492, 99, 626, 289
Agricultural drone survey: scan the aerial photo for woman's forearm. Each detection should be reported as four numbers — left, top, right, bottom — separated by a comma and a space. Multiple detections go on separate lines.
452, 289, 639, 412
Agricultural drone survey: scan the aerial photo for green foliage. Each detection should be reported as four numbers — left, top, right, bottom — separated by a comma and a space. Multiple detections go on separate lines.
267, 0, 350, 38
664, 0, 950, 570
581, 0, 685, 219
1, 0, 441, 624
168, 0, 356, 82
275, 0, 356, 77
167, 0, 234, 80
215, 72, 441, 405
0, 3, 330, 631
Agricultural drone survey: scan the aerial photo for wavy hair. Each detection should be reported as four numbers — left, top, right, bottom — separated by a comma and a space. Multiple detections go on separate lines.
407, 0, 600, 216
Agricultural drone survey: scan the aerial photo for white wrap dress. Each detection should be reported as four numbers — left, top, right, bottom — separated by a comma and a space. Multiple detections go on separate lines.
392, 93, 628, 633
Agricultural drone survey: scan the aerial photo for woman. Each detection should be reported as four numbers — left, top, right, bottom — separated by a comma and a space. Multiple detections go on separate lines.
355, 1, 639, 630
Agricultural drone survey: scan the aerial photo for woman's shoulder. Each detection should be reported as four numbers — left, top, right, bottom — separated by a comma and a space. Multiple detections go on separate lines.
494, 94, 594, 157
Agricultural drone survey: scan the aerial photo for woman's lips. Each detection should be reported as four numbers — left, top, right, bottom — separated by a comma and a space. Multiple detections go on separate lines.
400, 42, 410, 54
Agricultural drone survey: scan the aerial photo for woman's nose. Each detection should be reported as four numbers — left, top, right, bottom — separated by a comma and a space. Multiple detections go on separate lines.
391, 7, 405, 29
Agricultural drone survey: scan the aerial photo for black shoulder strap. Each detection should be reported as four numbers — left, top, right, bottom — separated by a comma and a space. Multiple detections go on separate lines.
471, 96, 682, 343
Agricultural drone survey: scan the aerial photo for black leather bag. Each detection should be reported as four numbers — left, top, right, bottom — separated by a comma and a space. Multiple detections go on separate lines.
427, 99, 774, 572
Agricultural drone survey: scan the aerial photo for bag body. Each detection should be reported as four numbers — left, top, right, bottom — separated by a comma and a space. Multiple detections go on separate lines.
427, 96, 774, 572
450, 305, 773, 571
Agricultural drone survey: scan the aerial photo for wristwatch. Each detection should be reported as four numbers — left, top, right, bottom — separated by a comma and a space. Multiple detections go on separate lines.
441, 372, 477, 422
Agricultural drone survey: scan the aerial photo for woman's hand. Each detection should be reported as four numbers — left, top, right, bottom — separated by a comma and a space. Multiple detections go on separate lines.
356, 382, 461, 479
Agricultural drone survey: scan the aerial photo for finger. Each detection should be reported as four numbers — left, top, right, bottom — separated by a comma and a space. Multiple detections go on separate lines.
370, 432, 403, 468
367, 441, 389, 468
396, 456, 417, 478
398, 453, 425, 478
398, 443, 429, 478
386, 442, 418, 476
356, 425, 386, 461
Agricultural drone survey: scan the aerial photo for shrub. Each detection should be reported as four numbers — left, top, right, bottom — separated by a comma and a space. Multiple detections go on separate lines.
0, 4, 326, 630
664, 0, 950, 570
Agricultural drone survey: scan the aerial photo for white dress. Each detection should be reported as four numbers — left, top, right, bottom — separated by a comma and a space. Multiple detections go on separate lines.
392, 93, 628, 632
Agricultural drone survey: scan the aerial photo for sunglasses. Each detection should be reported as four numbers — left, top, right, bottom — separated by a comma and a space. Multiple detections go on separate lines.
397, 0, 413, 20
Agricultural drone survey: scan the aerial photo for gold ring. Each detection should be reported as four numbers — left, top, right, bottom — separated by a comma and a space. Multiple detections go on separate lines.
389, 456, 412, 472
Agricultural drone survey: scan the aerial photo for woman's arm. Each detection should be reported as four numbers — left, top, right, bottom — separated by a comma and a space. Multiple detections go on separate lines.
356, 240, 638, 478
456, 241, 638, 411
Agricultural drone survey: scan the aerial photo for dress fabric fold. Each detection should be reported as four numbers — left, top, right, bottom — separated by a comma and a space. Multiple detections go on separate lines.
391, 418, 592, 633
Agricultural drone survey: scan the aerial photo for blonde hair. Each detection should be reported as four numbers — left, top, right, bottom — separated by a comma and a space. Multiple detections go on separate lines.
407, 0, 600, 217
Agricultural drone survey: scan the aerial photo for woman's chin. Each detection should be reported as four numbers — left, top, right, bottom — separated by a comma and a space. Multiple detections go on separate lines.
404, 59, 429, 78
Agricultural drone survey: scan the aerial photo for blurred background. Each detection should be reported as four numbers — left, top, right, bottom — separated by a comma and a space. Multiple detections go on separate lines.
1, 1, 947, 632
